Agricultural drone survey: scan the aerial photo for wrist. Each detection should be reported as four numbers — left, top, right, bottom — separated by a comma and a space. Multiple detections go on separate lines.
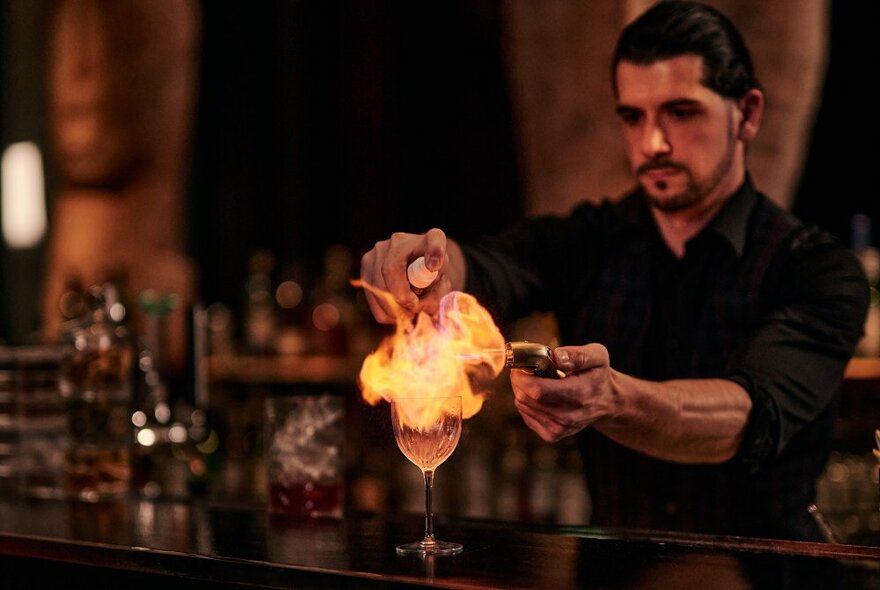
597, 368, 630, 426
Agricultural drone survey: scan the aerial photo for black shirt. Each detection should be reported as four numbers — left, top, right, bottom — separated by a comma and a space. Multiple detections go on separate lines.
462, 177, 869, 540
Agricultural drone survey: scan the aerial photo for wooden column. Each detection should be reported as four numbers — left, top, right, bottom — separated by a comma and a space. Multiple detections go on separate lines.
42, 0, 201, 375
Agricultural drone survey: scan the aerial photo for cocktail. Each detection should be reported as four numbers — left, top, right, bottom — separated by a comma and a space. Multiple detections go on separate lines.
352, 286, 506, 554
265, 394, 344, 519
391, 396, 463, 556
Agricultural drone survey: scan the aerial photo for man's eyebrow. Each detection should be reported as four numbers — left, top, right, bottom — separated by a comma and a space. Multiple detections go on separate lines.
615, 104, 641, 115
615, 98, 705, 113
660, 98, 704, 109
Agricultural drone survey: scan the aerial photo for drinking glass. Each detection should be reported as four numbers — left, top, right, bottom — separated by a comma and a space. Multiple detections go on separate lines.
390, 395, 463, 556
265, 394, 344, 519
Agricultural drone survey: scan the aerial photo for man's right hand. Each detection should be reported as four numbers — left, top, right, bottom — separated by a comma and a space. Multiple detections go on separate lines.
359, 228, 465, 324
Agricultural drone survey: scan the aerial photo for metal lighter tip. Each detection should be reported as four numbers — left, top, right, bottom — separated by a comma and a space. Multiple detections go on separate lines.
505, 341, 561, 377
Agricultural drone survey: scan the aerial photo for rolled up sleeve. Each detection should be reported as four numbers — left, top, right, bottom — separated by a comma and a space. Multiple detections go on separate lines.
727, 237, 869, 471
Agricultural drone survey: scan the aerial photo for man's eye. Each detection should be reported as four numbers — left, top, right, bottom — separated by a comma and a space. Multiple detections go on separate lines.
619, 111, 642, 125
669, 108, 696, 120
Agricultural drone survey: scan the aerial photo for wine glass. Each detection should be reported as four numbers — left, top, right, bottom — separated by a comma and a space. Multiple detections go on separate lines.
390, 395, 463, 556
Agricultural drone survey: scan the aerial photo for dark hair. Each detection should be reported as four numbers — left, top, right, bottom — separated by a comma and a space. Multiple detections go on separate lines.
612, 1, 761, 99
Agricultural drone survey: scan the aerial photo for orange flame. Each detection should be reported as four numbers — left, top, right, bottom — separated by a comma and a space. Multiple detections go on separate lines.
353, 281, 505, 422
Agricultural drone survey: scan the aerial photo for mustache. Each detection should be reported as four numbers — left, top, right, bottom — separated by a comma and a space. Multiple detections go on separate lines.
636, 160, 688, 175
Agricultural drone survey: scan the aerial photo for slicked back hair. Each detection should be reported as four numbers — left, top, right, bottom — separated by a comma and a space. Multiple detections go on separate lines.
612, 1, 761, 99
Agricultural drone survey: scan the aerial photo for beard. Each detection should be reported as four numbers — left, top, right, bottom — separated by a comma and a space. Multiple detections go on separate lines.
638, 113, 738, 212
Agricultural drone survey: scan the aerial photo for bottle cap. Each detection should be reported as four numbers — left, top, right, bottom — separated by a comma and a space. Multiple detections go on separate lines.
406, 256, 439, 290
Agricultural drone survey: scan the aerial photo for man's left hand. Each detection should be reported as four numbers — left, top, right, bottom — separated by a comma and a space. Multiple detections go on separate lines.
510, 343, 623, 442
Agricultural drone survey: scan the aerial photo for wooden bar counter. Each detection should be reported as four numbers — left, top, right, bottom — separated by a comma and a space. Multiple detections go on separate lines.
1, 496, 878, 589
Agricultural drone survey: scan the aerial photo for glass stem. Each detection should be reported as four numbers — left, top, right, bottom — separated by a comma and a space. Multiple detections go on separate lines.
423, 469, 435, 544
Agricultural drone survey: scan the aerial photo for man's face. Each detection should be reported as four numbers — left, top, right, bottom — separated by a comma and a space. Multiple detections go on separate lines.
615, 55, 745, 212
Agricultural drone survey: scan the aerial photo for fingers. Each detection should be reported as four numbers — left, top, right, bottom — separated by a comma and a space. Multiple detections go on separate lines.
423, 228, 447, 272
510, 369, 579, 407
381, 232, 422, 312
552, 343, 609, 373
515, 398, 565, 442
360, 242, 401, 324
359, 229, 449, 323
510, 371, 574, 441
510, 362, 609, 441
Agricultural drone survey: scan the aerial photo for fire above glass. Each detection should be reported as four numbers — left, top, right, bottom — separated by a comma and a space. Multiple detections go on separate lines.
353, 285, 506, 555
355, 287, 506, 415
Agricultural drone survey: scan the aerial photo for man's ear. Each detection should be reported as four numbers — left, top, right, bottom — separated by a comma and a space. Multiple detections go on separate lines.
737, 88, 764, 142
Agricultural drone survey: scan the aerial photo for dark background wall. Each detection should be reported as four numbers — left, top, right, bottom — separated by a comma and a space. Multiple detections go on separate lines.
190, 1, 523, 320
793, 1, 879, 243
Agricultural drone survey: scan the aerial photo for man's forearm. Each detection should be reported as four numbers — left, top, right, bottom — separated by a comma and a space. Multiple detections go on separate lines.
595, 373, 753, 464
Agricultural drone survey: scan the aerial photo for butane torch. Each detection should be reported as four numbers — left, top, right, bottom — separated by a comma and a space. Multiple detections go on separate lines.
457, 341, 565, 379
504, 341, 565, 379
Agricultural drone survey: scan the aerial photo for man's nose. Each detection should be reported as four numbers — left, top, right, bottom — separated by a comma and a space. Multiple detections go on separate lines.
641, 122, 671, 158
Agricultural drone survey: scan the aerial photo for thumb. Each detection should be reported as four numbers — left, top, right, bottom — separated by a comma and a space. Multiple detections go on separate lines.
423, 228, 448, 272
552, 343, 609, 373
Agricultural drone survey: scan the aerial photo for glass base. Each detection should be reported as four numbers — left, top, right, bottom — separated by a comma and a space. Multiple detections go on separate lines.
396, 538, 462, 556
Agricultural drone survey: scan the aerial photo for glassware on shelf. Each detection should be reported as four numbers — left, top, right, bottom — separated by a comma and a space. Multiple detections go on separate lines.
2, 345, 68, 499
390, 396, 463, 556
59, 284, 134, 501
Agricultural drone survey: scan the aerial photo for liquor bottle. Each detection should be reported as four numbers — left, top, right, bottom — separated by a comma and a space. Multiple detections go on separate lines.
243, 250, 278, 355
308, 245, 355, 356
274, 261, 309, 356
131, 291, 216, 499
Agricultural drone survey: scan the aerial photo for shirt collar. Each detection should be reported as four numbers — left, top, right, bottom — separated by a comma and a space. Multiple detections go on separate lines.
703, 175, 757, 258
612, 174, 758, 258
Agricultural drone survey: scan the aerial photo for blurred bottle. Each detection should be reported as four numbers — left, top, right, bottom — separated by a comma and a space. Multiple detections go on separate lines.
556, 448, 591, 525
852, 213, 880, 357
274, 261, 310, 356
309, 245, 354, 356
244, 250, 278, 355
131, 291, 216, 499
461, 434, 493, 518
206, 302, 235, 356
59, 283, 134, 501
130, 290, 179, 498
530, 445, 560, 522
495, 421, 530, 521
56, 276, 87, 338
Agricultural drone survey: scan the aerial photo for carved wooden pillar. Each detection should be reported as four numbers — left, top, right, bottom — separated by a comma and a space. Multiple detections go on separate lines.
712, 0, 828, 210
501, 0, 630, 215
42, 0, 201, 375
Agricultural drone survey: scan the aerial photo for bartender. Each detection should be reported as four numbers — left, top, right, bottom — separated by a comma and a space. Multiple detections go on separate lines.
360, 1, 868, 541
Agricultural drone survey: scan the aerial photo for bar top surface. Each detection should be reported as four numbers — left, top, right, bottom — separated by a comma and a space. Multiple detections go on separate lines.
1, 497, 878, 589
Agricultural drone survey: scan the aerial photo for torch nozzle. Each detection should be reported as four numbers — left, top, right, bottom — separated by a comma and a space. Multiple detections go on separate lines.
455, 341, 562, 378
504, 341, 561, 377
